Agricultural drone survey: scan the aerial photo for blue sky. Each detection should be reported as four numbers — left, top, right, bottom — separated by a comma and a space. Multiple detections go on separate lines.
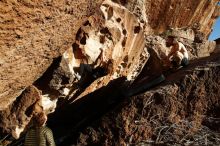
208, 2, 220, 40
209, 16, 220, 40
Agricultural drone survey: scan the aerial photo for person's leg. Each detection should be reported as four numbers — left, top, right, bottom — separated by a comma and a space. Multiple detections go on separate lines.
79, 63, 92, 76
171, 54, 181, 68
181, 57, 189, 67
171, 60, 178, 68
79, 63, 85, 77
78, 64, 94, 89
77, 64, 87, 88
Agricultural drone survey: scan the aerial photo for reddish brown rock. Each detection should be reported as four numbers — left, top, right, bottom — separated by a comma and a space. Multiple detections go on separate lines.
114, 0, 219, 37
0, 0, 219, 143
0, 0, 103, 110
214, 38, 220, 53
48, 0, 149, 102
0, 86, 41, 139
1, 0, 218, 109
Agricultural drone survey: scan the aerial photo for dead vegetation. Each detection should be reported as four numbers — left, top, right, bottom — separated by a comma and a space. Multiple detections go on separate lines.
72, 56, 220, 146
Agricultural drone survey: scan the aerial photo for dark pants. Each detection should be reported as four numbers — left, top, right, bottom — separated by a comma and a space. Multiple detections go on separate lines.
181, 57, 189, 67
171, 57, 189, 68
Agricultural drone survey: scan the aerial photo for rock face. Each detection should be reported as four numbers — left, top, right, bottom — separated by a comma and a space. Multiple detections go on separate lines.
114, 0, 220, 37
0, 0, 219, 111
49, 0, 149, 102
0, 86, 40, 138
0, 0, 219, 144
215, 38, 220, 53
0, 0, 103, 110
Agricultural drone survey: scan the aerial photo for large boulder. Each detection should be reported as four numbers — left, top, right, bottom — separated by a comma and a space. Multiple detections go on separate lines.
0, 0, 219, 142
0, 0, 103, 110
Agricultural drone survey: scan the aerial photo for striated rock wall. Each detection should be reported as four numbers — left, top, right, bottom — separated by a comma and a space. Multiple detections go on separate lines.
214, 39, 220, 53
114, 0, 220, 37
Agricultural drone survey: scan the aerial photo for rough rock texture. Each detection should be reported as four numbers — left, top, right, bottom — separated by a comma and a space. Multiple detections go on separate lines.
0, 86, 40, 139
215, 38, 220, 53
49, 0, 149, 102
44, 33, 218, 145
73, 52, 220, 146
0, 0, 219, 144
114, 0, 220, 37
0, 0, 219, 110
0, 0, 103, 110
46, 0, 218, 103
